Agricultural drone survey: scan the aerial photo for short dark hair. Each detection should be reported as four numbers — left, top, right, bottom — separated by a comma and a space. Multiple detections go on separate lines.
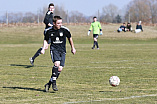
48, 3, 54, 8
53, 16, 62, 23
93, 16, 97, 19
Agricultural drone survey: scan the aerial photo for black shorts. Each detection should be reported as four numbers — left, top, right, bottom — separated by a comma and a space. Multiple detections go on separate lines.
93, 34, 99, 39
50, 50, 66, 67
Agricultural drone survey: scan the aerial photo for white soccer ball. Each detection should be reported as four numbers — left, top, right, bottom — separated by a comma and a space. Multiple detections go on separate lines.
109, 76, 120, 87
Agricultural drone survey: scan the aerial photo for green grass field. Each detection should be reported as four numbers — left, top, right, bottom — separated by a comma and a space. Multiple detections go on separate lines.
0, 24, 157, 104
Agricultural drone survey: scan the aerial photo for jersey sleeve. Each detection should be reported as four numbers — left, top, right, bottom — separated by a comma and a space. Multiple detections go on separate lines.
65, 29, 71, 38
61, 26, 71, 38
44, 30, 50, 41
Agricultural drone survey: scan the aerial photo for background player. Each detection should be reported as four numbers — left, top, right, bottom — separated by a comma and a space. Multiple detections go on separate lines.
88, 16, 103, 49
41, 16, 76, 91
117, 23, 126, 32
135, 21, 143, 33
29, 3, 54, 66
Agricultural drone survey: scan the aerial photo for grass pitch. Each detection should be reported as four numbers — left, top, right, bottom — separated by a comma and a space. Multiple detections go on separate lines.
0, 24, 157, 104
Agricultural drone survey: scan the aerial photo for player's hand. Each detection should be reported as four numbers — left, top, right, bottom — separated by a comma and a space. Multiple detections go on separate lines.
48, 23, 53, 27
87, 31, 90, 36
71, 48, 76, 55
41, 49, 45, 54
100, 31, 103, 35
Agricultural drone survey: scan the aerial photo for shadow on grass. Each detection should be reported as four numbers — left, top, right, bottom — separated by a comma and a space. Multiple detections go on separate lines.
99, 91, 114, 93
10, 64, 52, 68
10, 64, 33, 68
3, 86, 55, 93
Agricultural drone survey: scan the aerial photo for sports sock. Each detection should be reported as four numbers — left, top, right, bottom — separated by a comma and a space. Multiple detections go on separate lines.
96, 41, 99, 48
57, 71, 61, 79
51, 66, 58, 84
93, 41, 96, 48
32, 47, 42, 60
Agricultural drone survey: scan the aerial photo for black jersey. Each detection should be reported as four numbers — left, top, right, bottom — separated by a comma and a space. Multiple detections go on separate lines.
136, 25, 143, 31
43, 11, 53, 29
44, 26, 71, 53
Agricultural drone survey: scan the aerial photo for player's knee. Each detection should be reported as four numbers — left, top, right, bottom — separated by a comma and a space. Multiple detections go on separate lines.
94, 38, 97, 41
58, 66, 63, 72
54, 61, 60, 67
45, 45, 49, 50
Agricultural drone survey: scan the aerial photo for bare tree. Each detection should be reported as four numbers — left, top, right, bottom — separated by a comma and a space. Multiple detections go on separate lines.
125, 0, 152, 23
22, 12, 36, 23
54, 5, 67, 23
8, 12, 23, 23
101, 4, 118, 23
69, 11, 87, 23
146, 0, 157, 23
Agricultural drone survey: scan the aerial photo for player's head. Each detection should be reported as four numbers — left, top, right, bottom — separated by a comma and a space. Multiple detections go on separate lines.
123, 23, 126, 26
139, 21, 142, 25
53, 16, 62, 30
127, 22, 130, 25
48, 3, 55, 12
93, 16, 97, 22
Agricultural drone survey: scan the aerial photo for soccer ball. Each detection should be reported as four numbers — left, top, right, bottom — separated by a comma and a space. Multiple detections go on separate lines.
109, 76, 120, 87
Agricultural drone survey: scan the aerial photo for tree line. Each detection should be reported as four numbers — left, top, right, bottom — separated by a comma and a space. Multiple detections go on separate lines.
1, 0, 157, 24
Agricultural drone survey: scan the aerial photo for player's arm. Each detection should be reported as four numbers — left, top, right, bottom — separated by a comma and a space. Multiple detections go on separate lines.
99, 22, 103, 35
68, 37, 76, 55
62, 26, 76, 54
141, 25, 143, 32
41, 31, 49, 54
41, 40, 48, 54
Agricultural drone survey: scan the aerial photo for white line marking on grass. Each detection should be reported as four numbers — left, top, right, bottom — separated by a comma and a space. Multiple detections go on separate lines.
63, 94, 157, 104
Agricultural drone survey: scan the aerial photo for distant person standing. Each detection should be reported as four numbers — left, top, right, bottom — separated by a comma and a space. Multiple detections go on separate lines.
29, 3, 55, 66
135, 21, 143, 33
88, 16, 103, 49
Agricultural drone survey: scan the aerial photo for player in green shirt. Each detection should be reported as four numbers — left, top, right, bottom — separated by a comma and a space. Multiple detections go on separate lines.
88, 16, 102, 49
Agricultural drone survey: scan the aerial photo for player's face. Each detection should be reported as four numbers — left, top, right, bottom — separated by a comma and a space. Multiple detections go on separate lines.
93, 18, 97, 22
49, 6, 55, 13
54, 19, 62, 30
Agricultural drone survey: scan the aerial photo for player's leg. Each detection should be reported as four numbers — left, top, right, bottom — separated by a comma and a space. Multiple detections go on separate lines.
57, 52, 65, 78
45, 61, 60, 92
29, 47, 42, 66
95, 35, 99, 49
92, 34, 99, 49
45, 51, 60, 92
135, 29, 141, 33
92, 35, 96, 49
57, 66, 63, 79
29, 40, 49, 66
51, 61, 60, 91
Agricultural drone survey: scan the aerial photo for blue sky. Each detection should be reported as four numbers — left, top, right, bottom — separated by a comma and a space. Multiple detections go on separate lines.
0, 0, 132, 16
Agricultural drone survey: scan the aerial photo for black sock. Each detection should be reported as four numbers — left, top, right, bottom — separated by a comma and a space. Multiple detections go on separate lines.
51, 66, 58, 84
57, 71, 61, 79
48, 80, 52, 85
32, 47, 42, 60
93, 41, 96, 48
96, 41, 99, 48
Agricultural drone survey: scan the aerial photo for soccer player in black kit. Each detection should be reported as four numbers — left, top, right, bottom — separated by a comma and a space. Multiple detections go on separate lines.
41, 16, 76, 91
29, 3, 54, 66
